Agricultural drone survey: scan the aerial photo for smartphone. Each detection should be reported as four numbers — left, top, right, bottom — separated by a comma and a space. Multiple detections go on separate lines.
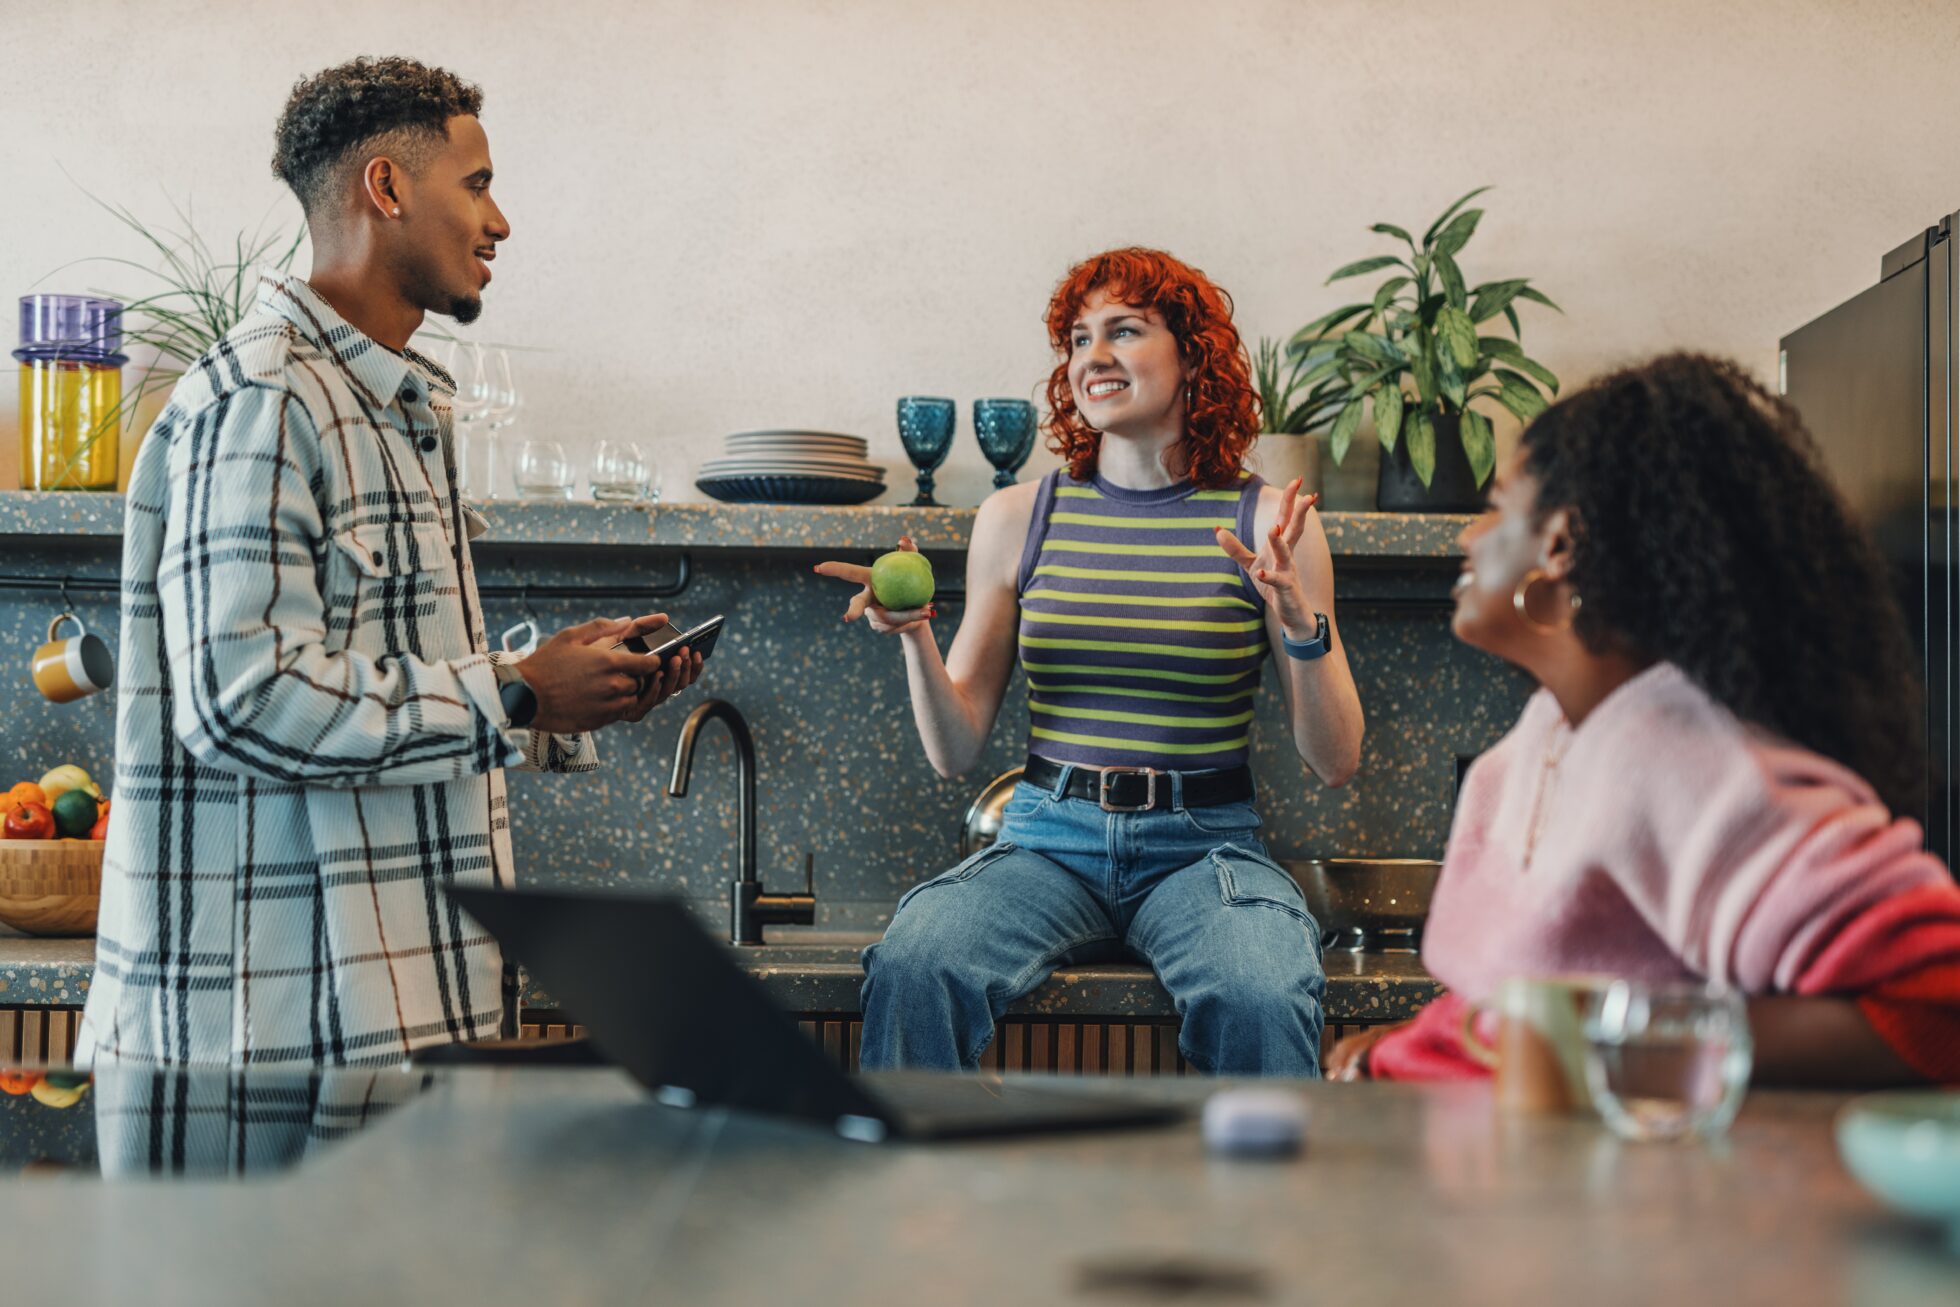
617, 614, 725, 666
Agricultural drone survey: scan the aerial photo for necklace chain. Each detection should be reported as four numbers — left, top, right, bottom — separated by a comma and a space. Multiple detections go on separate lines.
1521, 726, 1572, 872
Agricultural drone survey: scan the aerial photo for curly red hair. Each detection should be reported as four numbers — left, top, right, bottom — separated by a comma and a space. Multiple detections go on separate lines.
1042, 247, 1258, 490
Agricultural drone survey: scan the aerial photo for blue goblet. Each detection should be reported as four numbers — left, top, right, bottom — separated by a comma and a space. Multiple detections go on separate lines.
897, 396, 957, 507
974, 398, 1037, 489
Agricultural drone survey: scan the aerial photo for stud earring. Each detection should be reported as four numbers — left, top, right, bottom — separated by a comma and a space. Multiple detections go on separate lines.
391, 207, 401, 217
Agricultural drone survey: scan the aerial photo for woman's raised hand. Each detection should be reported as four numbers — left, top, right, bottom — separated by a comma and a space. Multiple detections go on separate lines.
813, 536, 937, 635
1215, 477, 1320, 636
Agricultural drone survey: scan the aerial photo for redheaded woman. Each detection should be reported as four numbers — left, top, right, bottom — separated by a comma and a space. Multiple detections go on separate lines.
819, 248, 1365, 1074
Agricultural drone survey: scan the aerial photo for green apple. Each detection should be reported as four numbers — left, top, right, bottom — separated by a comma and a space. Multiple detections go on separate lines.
870, 551, 935, 611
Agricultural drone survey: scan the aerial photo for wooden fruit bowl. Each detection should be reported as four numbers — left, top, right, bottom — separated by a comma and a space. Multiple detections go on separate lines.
0, 839, 104, 936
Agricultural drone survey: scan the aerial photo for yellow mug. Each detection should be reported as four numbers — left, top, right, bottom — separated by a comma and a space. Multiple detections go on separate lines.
32, 612, 114, 703
1460, 974, 1614, 1113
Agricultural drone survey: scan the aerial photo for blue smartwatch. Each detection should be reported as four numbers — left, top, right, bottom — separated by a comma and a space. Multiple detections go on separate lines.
1281, 613, 1333, 661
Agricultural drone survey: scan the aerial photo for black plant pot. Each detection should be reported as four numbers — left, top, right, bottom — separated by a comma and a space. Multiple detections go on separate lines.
1376, 409, 1486, 513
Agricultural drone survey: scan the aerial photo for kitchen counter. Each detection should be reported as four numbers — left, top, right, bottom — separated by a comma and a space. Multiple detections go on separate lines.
0, 935, 1441, 1024
0, 1065, 1952, 1304
0, 490, 1472, 558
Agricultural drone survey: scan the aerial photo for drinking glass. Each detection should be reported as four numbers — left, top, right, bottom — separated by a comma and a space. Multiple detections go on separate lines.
973, 398, 1037, 489
590, 440, 654, 504
897, 396, 956, 507
512, 438, 574, 501
1581, 980, 1752, 1142
442, 340, 495, 501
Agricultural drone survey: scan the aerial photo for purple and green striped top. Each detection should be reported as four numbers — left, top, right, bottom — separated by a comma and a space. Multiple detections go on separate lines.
1015, 468, 1269, 771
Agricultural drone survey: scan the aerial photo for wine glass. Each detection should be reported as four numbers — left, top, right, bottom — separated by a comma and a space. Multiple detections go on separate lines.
512, 438, 574, 501
441, 340, 494, 501
479, 348, 522, 500
590, 439, 654, 504
973, 398, 1037, 489
897, 396, 956, 507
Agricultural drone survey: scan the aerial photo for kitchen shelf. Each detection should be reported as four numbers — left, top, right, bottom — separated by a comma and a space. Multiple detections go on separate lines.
0, 491, 1471, 560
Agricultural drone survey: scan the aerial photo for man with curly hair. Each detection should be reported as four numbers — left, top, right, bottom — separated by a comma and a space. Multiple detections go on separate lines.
77, 57, 700, 1068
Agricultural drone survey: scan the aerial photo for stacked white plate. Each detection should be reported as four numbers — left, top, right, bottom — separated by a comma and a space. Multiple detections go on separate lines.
696, 430, 886, 504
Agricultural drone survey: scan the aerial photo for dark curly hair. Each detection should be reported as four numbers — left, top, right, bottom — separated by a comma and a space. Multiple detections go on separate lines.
1042, 248, 1259, 490
1521, 352, 1925, 819
272, 57, 483, 217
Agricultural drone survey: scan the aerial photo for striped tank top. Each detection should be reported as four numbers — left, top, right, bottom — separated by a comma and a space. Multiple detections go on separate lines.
1015, 468, 1270, 771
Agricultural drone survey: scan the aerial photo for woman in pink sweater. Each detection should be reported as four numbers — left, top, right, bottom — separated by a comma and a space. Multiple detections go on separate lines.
1329, 354, 1960, 1085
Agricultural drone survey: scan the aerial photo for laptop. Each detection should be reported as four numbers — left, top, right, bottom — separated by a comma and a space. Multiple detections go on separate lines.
447, 885, 1187, 1142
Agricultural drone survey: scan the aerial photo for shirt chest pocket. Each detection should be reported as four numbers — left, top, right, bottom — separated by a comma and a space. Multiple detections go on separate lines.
332, 517, 455, 580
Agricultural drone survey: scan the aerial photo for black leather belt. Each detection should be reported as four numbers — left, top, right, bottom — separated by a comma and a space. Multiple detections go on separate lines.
1022, 755, 1254, 813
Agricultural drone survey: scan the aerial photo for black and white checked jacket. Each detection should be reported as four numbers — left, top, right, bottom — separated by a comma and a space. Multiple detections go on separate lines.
77, 275, 596, 1068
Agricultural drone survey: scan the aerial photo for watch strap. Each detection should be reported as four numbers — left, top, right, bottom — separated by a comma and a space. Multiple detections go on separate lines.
1280, 613, 1333, 661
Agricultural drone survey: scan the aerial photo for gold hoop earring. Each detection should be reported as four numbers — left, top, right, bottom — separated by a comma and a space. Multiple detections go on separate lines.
1512, 568, 1580, 635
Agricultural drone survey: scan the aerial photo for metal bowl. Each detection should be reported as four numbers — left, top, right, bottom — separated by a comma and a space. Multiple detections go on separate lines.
960, 767, 1025, 858
1283, 857, 1442, 947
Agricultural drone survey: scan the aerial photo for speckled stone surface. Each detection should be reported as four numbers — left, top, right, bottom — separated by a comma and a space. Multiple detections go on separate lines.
0, 493, 1528, 970
0, 490, 1473, 558
0, 938, 92, 1006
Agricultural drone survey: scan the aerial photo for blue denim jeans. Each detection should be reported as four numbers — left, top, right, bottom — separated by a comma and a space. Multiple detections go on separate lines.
859, 769, 1325, 1076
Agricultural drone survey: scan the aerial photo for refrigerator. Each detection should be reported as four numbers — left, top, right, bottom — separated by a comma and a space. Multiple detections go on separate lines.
1781, 214, 1957, 865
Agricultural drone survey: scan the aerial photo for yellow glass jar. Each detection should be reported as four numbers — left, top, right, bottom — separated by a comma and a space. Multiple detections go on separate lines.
18, 359, 120, 490
14, 294, 125, 492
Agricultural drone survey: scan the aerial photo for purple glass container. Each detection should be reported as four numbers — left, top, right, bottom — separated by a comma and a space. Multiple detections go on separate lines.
13, 294, 127, 365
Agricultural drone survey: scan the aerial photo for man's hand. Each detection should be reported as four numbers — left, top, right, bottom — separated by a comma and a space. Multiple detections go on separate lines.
517, 614, 692, 734
621, 647, 705, 722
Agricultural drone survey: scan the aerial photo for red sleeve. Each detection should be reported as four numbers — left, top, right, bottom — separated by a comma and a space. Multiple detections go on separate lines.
1791, 881, 1960, 1084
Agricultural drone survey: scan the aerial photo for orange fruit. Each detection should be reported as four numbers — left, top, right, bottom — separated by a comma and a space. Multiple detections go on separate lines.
8, 782, 46, 809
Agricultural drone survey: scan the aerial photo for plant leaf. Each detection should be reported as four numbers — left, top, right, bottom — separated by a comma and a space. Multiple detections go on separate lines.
1330, 397, 1364, 464
1406, 409, 1437, 486
1460, 408, 1497, 487
1437, 305, 1478, 369
1517, 286, 1564, 313
1432, 208, 1483, 257
1437, 349, 1468, 409
1410, 344, 1437, 408
1477, 335, 1523, 360
1434, 249, 1467, 309
1326, 255, 1406, 284
1288, 303, 1371, 349
1493, 369, 1550, 422
1372, 275, 1412, 320
1506, 353, 1561, 394
1370, 222, 1417, 248
1504, 305, 1522, 338
1341, 330, 1402, 367
1468, 279, 1528, 324
1422, 186, 1493, 247
1373, 383, 1404, 456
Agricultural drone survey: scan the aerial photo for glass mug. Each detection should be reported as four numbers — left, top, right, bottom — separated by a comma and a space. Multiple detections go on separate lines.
1581, 979, 1752, 1142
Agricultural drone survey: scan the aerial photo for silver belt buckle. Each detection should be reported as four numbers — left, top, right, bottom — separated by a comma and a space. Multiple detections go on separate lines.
1097, 766, 1158, 813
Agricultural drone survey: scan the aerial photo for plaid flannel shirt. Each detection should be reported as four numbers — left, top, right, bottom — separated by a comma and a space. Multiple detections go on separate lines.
77, 274, 597, 1069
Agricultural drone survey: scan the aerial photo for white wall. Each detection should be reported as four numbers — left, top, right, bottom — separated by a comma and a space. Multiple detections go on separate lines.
4, 0, 1959, 501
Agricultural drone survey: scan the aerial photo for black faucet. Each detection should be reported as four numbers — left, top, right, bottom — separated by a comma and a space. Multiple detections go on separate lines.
667, 698, 815, 946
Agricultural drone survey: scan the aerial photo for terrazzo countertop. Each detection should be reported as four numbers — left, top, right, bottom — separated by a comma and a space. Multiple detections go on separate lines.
0, 935, 1437, 1024
0, 490, 1471, 558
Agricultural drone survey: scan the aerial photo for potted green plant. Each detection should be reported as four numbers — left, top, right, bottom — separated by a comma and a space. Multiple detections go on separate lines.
1248, 336, 1339, 495
1288, 187, 1561, 512
33, 193, 306, 488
